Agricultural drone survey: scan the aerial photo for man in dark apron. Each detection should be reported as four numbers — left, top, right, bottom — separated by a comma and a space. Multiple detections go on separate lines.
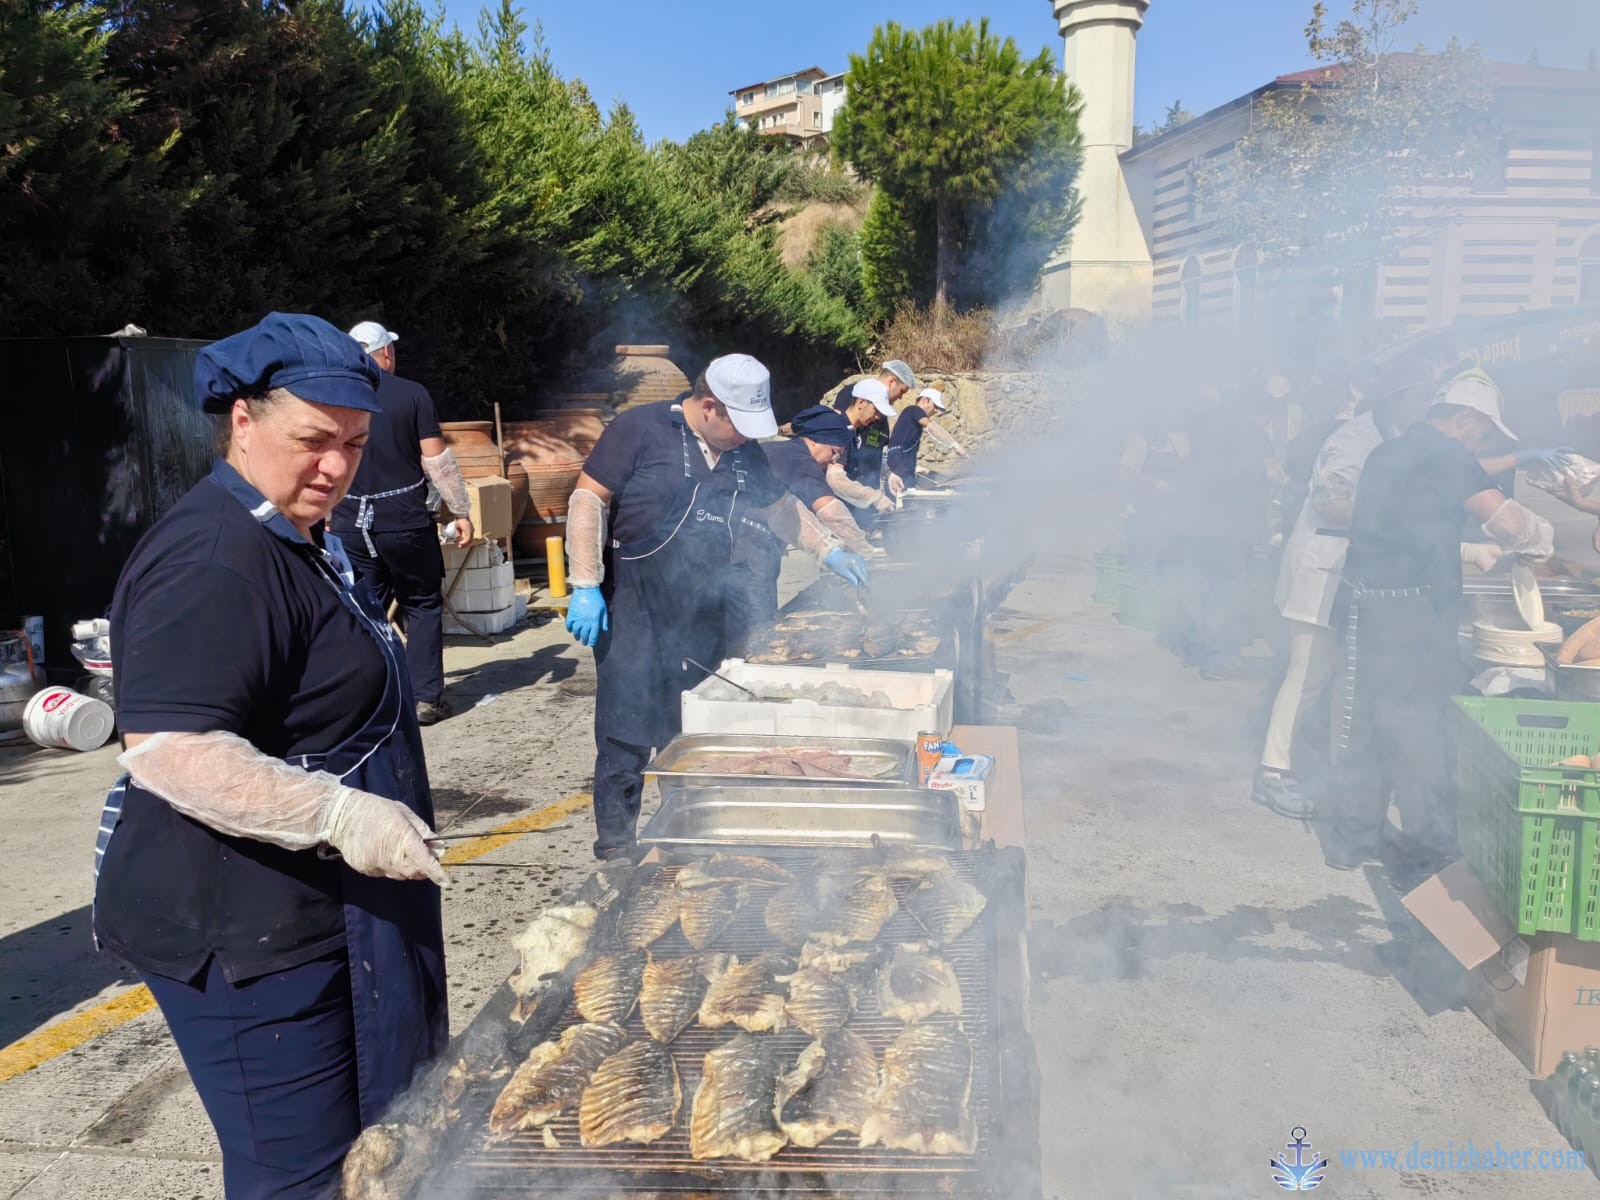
1327, 383, 1556, 875
330, 320, 474, 726
563, 355, 870, 859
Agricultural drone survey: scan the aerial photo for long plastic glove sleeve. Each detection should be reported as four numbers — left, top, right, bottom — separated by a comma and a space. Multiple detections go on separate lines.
760, 495, 839, 562
566, 488, 608, 589
420, 448, 472, 518
922, 419, 960, 452
1481, 498, 1556, 560
814, 497, 874, 556
825, 463, 884, 510
119, 731, 447, 885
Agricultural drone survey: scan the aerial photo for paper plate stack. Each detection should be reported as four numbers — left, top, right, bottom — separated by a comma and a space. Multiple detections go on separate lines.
1474, 563, 1562, 666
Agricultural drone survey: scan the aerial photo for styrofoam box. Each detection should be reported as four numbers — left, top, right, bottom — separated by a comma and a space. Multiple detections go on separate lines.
442, 541, 503, 573
452, 562, 515, 613
680, 660, 953, 741
445, 604, 516, 636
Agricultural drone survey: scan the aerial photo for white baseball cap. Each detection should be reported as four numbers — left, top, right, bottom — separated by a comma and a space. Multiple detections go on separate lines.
919, 386, 947, 411
348, 320, 398, 353
852, 377, 895, 418
705, 353, 778, 439
884, 360, 918, 390
1437, 370, 1515, 441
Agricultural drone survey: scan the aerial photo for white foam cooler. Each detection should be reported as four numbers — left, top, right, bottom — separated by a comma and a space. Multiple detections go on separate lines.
680, 660, 953, 741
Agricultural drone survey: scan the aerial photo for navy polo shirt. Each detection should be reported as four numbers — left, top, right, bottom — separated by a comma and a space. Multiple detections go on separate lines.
100, 460, 389, 983
1344, 424, 1498, 603
584, 400, 786, 546
329, 372, 442, 535
730, 437, 834, 567
832, 385, 890, 485
884, 410, 927, 480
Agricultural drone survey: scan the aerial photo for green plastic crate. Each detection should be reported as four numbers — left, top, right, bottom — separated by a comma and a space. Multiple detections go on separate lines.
1115, 580, 1172, 634
1092, 546, 1129, 606
1451, 697, 1600, 940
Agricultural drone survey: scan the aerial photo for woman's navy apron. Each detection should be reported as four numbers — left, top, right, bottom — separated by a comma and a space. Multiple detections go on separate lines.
594, 406, 757, 753
94, 464, 447, 1128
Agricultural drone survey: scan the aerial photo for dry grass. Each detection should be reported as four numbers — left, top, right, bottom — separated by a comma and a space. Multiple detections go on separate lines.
875, 302, 1086, 372
776, 200, 867, 269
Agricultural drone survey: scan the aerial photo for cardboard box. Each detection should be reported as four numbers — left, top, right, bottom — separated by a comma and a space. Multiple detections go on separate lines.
1404, 860, 1600, 1076
927, 753, 995, 812
464, 477, 513, 541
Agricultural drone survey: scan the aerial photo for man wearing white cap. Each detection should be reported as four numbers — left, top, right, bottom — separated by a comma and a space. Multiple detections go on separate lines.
562, 354, 870, 859
884, 385, 969, 495
830, 360, 919, 503
1324, 374, 1558, 875
330, 320, 473, 726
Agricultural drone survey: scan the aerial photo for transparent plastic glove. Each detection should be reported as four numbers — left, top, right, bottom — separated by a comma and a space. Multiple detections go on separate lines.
872, 494, 896, 514
1461, 543, 1503, 573
825, 463, 885, 511
326, 788, 450, 884
119, 731, 446, 885
825, 549, 870, 587
420, 448, 471, 518
1482, 498, 1555, 561
566, 586, 608, 647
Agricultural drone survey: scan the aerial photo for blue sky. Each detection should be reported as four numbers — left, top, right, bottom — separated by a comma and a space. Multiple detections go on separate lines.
435, 1, 1600, 144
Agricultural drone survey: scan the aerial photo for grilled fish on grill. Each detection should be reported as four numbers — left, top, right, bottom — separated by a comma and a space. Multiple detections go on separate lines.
699, 952, 792, 1033
572, 950, 647, 1024
765, 870, 899, 947
690, 1033, 788, 1161
777, 1028, 878, 1148
488, 1022, 627, 1137
860, 1020, 975, 1155
613, 884, 681, 949
640, 952, 727, 1043
876, 944, 962, 1022
507, 903, 599, 1023
906, 874, 986, 944
676, 853, 792, 889
679, 883, 747, 949
578, 1040, 682, 1147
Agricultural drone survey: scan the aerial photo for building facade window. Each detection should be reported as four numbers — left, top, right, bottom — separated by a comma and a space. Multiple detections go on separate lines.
1233, 245, 1260, 330
1581, 233, 1600, 304
1181, 257, 1203, 330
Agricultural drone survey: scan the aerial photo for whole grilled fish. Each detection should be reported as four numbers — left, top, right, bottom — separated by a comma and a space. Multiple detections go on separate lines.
905, 874, 986, 944
875, 944, 962, 1022
690, 1033, 788, 1161
488, 1023, 627, 1137
573, 950, 647, 1025
859, 1020, 975, 1155
613, 883, 681, 949
679, 883, 747, 949
777, 1028, 878, 1148
699, 952, 792, 1033
579, 1040, 682, 1147
676, 853, 792, 889
640, 952, 728, 1043
765, 870, 898, 947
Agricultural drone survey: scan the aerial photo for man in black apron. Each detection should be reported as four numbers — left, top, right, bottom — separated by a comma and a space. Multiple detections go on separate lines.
829, 374, 903, 524
330, 320, 474, 725
1327, 384, 1556, 875
563, 355, 870, 859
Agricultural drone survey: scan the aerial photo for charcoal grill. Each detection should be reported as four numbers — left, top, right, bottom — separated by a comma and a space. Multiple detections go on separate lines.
424, 851, 1021, 1198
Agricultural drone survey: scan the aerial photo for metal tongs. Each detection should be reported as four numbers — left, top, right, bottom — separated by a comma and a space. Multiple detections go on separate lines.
683, 656, 760, 698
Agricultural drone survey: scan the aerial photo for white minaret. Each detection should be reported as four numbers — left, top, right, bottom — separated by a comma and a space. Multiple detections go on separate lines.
1038, 0, 1153, 320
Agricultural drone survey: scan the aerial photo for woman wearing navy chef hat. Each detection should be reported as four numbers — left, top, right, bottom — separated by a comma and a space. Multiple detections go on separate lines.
96, 313, 449, 1199
725, 404, 877, 655
563, 356, 871, 860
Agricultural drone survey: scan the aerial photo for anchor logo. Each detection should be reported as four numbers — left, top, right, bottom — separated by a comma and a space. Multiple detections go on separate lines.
1270, 1127, 1328, 1191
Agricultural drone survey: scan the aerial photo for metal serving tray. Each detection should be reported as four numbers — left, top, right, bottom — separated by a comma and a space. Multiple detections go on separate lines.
1465, 575, 1599, 599
645, 733, 916, 801
639, 783, 963, 852
1543, 646, 1600, 701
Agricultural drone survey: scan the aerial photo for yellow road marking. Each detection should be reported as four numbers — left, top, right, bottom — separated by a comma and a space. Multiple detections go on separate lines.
0, 792, 593, 1084
0, 985, 157, 1085
441, 791, 594, 865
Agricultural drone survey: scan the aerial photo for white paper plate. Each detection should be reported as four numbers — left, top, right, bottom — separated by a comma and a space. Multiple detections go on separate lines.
1512, 561, 1546, 629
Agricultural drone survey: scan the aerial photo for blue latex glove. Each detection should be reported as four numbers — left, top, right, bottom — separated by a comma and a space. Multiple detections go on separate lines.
565, 586, 609, 648
825, 549, 870, 588
1515, 447, 1574, 468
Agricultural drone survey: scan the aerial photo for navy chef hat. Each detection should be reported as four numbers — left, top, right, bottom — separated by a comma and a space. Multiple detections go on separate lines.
789, 405, 853, 447
194, 312, 381, 414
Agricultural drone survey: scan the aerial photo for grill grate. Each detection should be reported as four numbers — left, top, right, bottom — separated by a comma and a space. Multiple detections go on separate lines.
450, 851, 1003, 1196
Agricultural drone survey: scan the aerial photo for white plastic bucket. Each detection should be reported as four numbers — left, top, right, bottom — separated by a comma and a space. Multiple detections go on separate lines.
23, 686, 114, 752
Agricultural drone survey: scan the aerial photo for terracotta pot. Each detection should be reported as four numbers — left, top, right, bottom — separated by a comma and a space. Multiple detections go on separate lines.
512, 461, 584, 558
612, 345, 690, 414
504, 460, 531, 527
502, 423, 584, 467
505, 411, 608, 459
439, 421, 501, 479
